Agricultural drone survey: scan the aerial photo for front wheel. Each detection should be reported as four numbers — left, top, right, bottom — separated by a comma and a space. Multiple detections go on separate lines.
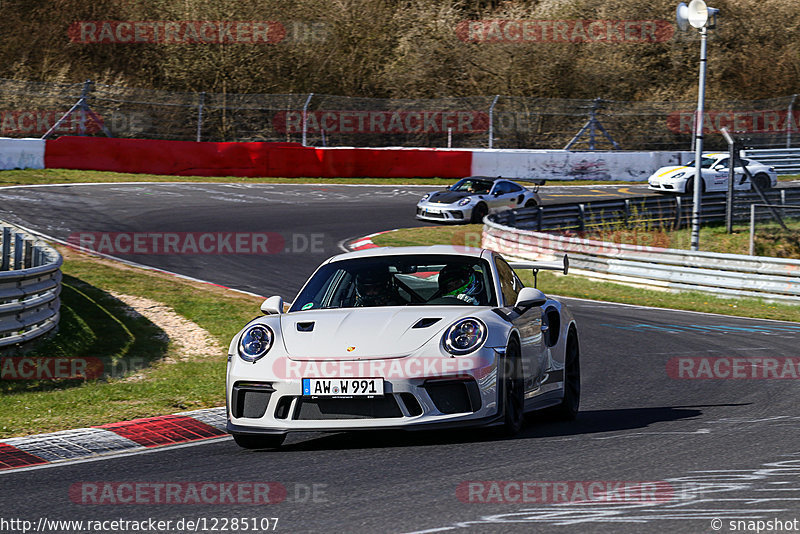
232, 433, 286, 450
685, 177, 704, 196
470, 203, 488, 224
499, 339, 525, 436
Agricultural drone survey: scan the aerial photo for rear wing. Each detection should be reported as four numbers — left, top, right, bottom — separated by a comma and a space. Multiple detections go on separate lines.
509, 255, 569, 288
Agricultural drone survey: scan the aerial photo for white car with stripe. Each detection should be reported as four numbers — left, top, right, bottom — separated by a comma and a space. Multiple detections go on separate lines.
647, 153, 777, 194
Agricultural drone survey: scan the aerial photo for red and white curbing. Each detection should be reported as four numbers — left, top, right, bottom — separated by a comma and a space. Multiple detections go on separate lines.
0, 407, 227, 471
346, 230, 395, 251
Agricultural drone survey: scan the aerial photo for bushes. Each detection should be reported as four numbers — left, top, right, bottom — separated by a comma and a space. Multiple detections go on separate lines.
0, 0, 797, 100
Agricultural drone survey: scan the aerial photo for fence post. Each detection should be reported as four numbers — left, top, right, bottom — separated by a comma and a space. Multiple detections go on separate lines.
788, 94, 796, 148
578, 204, 585, 232
749, 203, 756, 256
302, 93, 314, 147
196, 92, 205, 142
0, 227, 8, 271
14, 234, 23, 270
537, 206, 544, 231
488, 95, 499, 149
674, 196, 682, 230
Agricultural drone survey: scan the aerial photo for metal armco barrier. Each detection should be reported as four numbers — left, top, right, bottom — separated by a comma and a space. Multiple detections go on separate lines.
493, 188, 800, 232
742, 148, 800, 175
0, 223, 62, 351
484, 189, 800, 303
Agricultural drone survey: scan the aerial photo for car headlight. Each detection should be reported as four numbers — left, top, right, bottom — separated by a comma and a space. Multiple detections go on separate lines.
238, 325, 274, 362
421, 193, 431, 201
457, 197, 472, 207
443, 318, 487, 355
670, 172, 685, 180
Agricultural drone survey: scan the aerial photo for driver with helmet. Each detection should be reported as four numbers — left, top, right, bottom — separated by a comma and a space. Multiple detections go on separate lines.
354, 269, 405, 307
438, 264, 483, 305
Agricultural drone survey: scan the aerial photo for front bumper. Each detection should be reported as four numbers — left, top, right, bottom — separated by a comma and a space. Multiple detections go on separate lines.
415, 201, 470, 223
226, 350, 502, 434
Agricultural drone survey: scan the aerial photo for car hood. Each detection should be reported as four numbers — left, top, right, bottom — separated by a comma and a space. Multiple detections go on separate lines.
427, 191, 477, 204
651, 165, 688, 179
280, 307, 476, 360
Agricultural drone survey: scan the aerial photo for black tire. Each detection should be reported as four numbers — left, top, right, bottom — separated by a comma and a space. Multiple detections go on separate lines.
470, 202, 488, 224
685, 177, 704, 196
524, 199, 537, 208
499, 338, 525, 436
232, 433, 285, 450
752, 173, 771, 191
551, 330, 580, 421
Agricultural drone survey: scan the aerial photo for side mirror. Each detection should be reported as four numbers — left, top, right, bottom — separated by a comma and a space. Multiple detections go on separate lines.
514, 287, 547, 310
261, 296, 284, 315
492, 190, 501, 196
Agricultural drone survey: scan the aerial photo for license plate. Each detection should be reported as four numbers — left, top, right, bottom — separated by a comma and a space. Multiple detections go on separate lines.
302, 378, 384, 397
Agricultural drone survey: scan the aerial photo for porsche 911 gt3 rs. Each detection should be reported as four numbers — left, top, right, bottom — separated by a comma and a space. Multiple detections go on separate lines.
416, 177, 542, 224
226, 245, 579, 449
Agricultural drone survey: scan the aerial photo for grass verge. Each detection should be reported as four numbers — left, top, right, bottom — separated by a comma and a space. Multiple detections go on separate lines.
372, 224, 800, 323
0, 246, 262, 438
11, 168, 794, 188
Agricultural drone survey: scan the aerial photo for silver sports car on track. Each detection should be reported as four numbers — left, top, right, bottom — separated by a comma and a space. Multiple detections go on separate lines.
226, 245, 580, 449
416, 177, 542, 224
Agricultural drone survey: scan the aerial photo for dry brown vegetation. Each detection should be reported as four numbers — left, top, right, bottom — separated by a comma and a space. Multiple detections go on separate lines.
0, 0, 797, 100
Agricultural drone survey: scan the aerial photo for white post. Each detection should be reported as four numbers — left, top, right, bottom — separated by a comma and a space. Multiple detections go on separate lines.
690, 26, 708, 251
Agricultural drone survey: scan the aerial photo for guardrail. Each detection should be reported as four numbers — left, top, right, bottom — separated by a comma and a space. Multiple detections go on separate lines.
484, 192, 800, 303
743, 148, 800, 175
493, 188, 800, 232
0, 223, 62, 352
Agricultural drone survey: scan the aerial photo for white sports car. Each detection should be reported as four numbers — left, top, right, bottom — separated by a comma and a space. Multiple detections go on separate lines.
647, 153, 777, 194
226, 245, 579, 449
416, 177, 542, 224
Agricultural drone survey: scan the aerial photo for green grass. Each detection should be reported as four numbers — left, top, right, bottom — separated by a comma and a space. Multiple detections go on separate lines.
11, 168, 794, 187
0, 247, 263, 438
372, 224, 800, 323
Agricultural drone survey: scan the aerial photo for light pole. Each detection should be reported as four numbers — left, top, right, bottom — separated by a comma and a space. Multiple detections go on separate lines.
676, 0, 718, 251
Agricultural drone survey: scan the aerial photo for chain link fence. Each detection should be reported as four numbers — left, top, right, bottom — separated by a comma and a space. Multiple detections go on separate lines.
0, 77, 796, 151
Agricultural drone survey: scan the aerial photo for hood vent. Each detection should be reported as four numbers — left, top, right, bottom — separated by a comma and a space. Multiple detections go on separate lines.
412, 318, 441, 329
296, 322, 315, 332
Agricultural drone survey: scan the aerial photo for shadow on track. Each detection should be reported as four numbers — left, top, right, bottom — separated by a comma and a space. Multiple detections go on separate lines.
255, 403, 747, 452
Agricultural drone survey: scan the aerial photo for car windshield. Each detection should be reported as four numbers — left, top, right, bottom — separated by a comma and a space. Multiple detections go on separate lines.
289, 255, 497, 311
449, 178, 493, 194
684, 157, 719, 169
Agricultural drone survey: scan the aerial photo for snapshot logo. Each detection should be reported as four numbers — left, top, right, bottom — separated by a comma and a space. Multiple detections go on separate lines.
272, 110, 489, 135
667, 110, 800, 134
667, 357, 800, 380
69, 482, 287, 505
457, 481, 675, 504
456, 19, 674, 44
67, 232, 325, 255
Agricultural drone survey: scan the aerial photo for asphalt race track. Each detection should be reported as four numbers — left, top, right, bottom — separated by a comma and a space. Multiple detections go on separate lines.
1, 182, 799, 534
